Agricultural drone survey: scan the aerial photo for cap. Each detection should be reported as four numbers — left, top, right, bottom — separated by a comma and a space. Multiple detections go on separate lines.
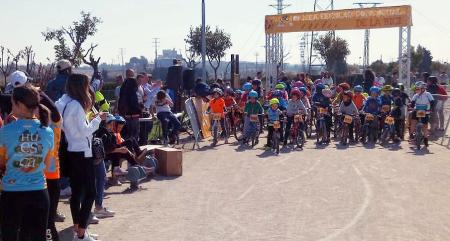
9, 71, 28, 87
56, 59, 72, 71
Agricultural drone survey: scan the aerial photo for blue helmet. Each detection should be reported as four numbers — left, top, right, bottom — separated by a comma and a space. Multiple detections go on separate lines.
369, 86, 381, 94
316, 83, 325, 92
248, 90, 258, 98
235, 89, 243, 95
353, 85, 363, 92
243, 83, 252, 91
299, 87, 307, 95
107, 114, 126, 124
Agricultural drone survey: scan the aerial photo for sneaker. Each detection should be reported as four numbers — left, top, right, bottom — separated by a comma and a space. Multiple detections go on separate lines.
94, 207, 115, 219
60, 187, 72, 197
74, 231, 100, 241
55, 211, 66, 222
113, 167, 128, 177
108, 178, 122, 186
89, 214, 100, 225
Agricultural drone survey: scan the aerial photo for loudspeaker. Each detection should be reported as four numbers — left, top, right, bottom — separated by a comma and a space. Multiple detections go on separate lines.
183, 69, 195, 90
166, 65, 183, 90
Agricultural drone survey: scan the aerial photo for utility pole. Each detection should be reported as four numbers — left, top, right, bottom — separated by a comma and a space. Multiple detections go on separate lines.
269, 0, 291, 72
201, 0, 207, 81
153, 38, 160, 70
255, 52, 259, 72
120, 48, 125, 74
354, 2, 383, 69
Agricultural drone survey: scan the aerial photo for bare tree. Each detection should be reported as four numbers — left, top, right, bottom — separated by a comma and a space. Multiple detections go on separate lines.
0, 46, 13, 86
22, 46, 36, 74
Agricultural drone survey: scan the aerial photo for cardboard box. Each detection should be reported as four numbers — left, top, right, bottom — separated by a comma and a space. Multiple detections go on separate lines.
154, 147, 183, 176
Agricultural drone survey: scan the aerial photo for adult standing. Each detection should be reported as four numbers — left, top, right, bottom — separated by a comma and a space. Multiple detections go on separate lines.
427, 76, 448, 133
439, 72, 449, 86
363, 69, 376, 93
0, 84, 53, 241
113, 75, 124, 114
321, 71, 334, 86
118, 69, 142, 140
45, 59, 72, 102
56, 74, 108, 241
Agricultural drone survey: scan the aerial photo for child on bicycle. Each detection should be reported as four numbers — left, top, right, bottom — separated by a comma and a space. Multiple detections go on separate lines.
410, 81, 434, 147
209, 88, 228, 144
239, 83, 253, 109
313, 84, 333, 142
243, 91, 263, 144
284, 88, 308, 146
266, 98, 282, 149
339, 91, 359, 142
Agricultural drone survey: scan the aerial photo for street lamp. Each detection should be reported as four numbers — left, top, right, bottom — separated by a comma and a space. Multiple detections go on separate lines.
201, 0, 207, 82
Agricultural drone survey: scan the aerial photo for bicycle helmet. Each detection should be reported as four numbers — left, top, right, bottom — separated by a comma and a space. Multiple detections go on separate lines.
397, 83, 405, 92
225, 87, 234, 95
248, 90, 258, 98
107, 114, 126, 124
369, 86, 381, 94
415, 81, 426, 89
342, 90, 353, 98
243, 83, 252, 91
391, 88, 401, 97
212, 88, 223, 95
353, 85, 363, 93
269, 98, 279, 105
275, 83, 285, 90
338, 82, 351, 91
252, 79, 262, 86
235, 89, 243, 95
290, 88, 301, 97
299, 87, 308, 95
322, 88, 333, 98
293, 81, 305, 88
316, 83, 325, 91
381, 85, 393, 92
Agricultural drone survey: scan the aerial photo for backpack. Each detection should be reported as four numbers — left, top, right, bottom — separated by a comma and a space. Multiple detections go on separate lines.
91, 136, 105, 165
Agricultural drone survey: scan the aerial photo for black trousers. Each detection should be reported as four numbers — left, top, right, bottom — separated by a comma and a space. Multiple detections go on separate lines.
47, 179, 60, 241
1, 190, 49, 241
67, 151, 96, 229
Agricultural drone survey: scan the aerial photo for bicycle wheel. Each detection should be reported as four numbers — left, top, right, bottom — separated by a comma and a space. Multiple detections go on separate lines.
273, 130, 280, 154
321, 122, 328, 144
297, 130, 305, 149
233, 118, 245, 141
381, 127, 389, 146
212, 121, 218, 146
416, 124, 423, 149
341, 125, 348, 145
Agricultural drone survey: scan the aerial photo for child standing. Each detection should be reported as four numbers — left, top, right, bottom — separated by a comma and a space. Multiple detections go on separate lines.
0, 85, 54, 241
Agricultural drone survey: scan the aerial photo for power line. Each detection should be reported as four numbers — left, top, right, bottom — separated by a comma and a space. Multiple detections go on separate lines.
354, 2, 383, 69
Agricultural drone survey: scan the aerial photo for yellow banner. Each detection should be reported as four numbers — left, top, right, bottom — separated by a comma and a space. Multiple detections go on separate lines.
265, 5, 412, 34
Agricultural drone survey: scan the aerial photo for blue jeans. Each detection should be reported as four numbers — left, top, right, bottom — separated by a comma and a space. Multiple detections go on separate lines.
94, 160, 106, 208
157, 112, 181, 141
244, 117, 259, 139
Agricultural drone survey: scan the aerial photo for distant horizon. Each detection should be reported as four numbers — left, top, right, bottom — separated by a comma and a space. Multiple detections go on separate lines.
1, 0, 450, 67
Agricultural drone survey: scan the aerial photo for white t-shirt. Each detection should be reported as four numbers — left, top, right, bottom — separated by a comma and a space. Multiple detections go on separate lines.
136, 86, 144, 104
412, 92, 434, 110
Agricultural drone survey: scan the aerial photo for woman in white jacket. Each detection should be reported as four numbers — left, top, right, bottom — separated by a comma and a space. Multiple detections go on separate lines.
56, 74, 107, 241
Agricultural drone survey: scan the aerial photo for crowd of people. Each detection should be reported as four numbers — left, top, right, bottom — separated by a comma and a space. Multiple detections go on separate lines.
0, 59, 174, 241
199, 69, 448, 150
0, 56, 448, 240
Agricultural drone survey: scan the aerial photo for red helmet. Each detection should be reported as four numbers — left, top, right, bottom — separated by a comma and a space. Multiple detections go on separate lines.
338, 82, 351, 91
342, 90, 353, 98
290, 88, 301, 97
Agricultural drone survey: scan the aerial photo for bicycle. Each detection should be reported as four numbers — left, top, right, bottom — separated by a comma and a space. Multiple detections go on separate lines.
269, 120, 282, 154
304, 109, 313, 138
362, 113, 379, 144
316, 106, 330, 145
414, 108, 427, 150
210, 113, 228, 146
380, 115, 396, 146
288, 113, 306, 149
244, 113, 262, 147
340, 114, 358, 146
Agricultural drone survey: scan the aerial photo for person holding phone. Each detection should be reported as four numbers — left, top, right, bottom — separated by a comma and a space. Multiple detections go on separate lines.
56, 74, 108, 241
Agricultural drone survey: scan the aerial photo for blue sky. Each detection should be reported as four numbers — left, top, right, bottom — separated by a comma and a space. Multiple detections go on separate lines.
1, 0, 450, 65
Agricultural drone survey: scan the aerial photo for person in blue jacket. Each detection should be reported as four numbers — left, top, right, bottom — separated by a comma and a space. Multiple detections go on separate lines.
45, 59, 72, 102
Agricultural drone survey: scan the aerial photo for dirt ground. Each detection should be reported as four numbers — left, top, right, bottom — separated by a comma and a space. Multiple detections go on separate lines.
56, 103, 450, 241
